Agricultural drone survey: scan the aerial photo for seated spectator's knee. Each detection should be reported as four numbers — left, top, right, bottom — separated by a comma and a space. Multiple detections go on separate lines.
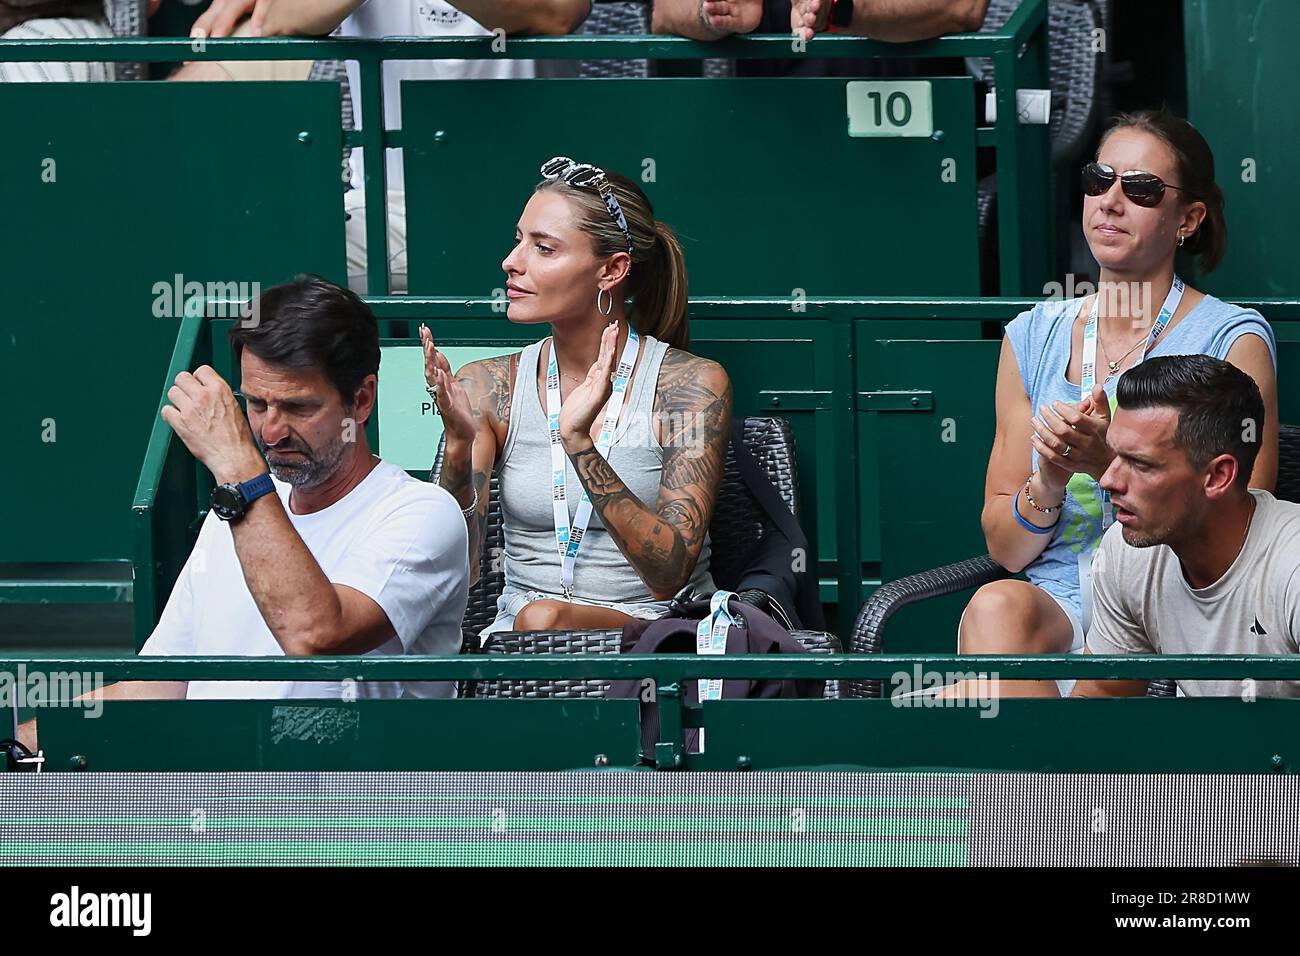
513, 599, 565, 632
960, 580, 1045, 654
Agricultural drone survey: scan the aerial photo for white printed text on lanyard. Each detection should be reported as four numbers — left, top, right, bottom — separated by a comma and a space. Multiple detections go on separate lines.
694, 590, 738, 753
547, 327, 641, 602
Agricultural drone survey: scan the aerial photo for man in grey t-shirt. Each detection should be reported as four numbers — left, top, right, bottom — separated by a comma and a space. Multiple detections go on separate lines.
1073, 354, 1300, 698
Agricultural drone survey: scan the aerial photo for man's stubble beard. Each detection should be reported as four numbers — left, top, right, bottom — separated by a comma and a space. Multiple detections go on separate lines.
257, 429, 351, 489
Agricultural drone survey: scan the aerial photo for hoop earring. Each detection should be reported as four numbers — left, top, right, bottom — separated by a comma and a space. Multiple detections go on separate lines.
1177, 233, 1186, 247
596, 287, 613, 316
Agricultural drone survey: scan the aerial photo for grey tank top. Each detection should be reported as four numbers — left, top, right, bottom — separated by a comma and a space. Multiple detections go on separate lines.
497, 334, 715, 605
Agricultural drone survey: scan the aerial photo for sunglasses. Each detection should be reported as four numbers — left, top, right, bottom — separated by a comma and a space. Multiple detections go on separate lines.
540, 156, 634, 255
1082, 161, 1190, 207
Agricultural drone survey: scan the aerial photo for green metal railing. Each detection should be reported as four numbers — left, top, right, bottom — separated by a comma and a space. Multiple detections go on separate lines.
10, 652, 1300, 682
0, 0, 1050, 295
8, 653, 1300, 773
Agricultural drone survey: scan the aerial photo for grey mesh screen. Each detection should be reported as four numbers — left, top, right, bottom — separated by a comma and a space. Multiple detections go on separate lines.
1, 772, 1296, 866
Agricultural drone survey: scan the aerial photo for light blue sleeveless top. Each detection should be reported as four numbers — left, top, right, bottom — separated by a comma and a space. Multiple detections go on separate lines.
1005, 293, 1277, 619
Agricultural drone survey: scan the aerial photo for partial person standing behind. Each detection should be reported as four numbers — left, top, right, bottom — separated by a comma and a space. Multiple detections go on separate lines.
652, 0, 986, 78
0, 0, 160, 82
190, 0, 591, 292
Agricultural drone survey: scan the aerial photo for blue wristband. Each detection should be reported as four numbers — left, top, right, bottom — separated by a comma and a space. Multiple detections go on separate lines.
1012, 494, 1058, 535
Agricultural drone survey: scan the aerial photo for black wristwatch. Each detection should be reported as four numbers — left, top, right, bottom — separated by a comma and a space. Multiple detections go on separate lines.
829, 0, 855, 33
210, 473, 276, 522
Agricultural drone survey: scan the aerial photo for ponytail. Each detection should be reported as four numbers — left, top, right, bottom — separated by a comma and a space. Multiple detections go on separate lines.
1187, 179, 1227, 273
628, 220, 690, 351
537, 168, 693, 350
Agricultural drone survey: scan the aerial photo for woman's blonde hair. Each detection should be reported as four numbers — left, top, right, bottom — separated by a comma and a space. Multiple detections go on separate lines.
536, 169, 690, 350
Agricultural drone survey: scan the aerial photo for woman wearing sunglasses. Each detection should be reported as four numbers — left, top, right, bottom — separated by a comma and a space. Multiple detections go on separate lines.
421, 158, 731, 637
958, 109, 1278, 696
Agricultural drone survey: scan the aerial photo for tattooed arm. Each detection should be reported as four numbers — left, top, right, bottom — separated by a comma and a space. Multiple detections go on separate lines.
435, 354, 516, 586
565, 350, 732, 600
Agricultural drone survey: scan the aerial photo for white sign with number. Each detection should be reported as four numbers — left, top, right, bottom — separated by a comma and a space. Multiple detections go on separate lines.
845, 80, 934, 138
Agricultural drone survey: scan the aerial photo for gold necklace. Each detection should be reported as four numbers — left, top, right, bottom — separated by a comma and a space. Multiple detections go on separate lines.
1098, 322, 1154, 376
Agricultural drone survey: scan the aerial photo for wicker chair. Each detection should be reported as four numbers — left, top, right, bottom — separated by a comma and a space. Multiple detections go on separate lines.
975, 0, 1104, 244
466, 626, 841, 700
848, 423, 1300, 699
104, 0, 147, 81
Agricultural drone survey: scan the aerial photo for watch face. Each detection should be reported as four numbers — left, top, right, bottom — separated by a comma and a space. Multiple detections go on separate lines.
211, 485, 245, 521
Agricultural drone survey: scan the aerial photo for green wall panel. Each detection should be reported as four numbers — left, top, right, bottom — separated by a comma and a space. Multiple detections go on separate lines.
0, 81, 346, 563
1185, 0, 1300, 296
403, 77, 979, 297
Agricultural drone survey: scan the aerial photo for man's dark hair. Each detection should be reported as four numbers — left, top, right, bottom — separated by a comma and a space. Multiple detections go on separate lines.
229, 275, 380, 417
1116, 354, 1264, 490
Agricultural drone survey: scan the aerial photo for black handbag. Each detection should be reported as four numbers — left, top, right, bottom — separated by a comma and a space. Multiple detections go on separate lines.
609, 592, 823, 759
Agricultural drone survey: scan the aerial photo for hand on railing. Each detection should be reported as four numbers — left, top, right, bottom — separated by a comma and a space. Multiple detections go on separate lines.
700, 0, 765, 36
791, 0, 832, 41
192, 0, 360, 41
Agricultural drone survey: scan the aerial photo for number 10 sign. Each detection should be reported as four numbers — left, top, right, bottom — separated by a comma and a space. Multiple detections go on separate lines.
846, 80, 934, 138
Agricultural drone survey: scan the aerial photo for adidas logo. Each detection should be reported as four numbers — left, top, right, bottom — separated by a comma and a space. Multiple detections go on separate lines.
1250, 615, 1268, 636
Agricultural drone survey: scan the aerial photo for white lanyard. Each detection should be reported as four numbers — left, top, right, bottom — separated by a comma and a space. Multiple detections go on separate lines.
1079, 274, 1184, 530
546, 327, 640, 601
694, 590, 738, 753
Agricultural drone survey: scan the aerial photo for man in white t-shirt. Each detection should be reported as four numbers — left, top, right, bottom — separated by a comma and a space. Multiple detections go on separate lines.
1072, 354, 1300, 699
18, 276, 469, 749
190, 0, 591, 291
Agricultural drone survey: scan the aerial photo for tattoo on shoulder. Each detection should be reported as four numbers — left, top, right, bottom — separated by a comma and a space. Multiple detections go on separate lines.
460, 353, 517, 426
656, 350, 732, 493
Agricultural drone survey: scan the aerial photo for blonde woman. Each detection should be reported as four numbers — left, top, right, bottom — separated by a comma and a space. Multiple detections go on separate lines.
423, 158, 732, 638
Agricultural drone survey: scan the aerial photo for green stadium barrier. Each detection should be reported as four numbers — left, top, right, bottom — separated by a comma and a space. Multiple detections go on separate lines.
0, 80, 346, 611
11, 653, 1300, 773
132, 297, 1300, 650
402, 76, 981, 297
1185, 0, 1300, 297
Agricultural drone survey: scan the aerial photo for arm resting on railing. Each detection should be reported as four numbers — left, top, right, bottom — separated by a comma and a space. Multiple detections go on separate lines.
17, 680, 189, 751
193, 0, 366, 39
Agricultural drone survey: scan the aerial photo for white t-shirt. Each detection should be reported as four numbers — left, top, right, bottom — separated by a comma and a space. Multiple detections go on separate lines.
141, 459, 469, 700
0, 18, 113, 83
1086, 490, 1300, 697
340, 0, 535, 192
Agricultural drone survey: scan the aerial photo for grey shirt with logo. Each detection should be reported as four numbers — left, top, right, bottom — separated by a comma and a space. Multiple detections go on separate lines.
1086, 490, 1300, 697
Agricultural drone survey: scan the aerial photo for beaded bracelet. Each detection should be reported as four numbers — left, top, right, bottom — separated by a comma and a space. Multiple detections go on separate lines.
1022, 474, 1063, 514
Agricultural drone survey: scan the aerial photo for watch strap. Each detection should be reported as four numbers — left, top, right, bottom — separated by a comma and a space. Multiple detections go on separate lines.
236, 473, 275, 506
828, 0, 854, 32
